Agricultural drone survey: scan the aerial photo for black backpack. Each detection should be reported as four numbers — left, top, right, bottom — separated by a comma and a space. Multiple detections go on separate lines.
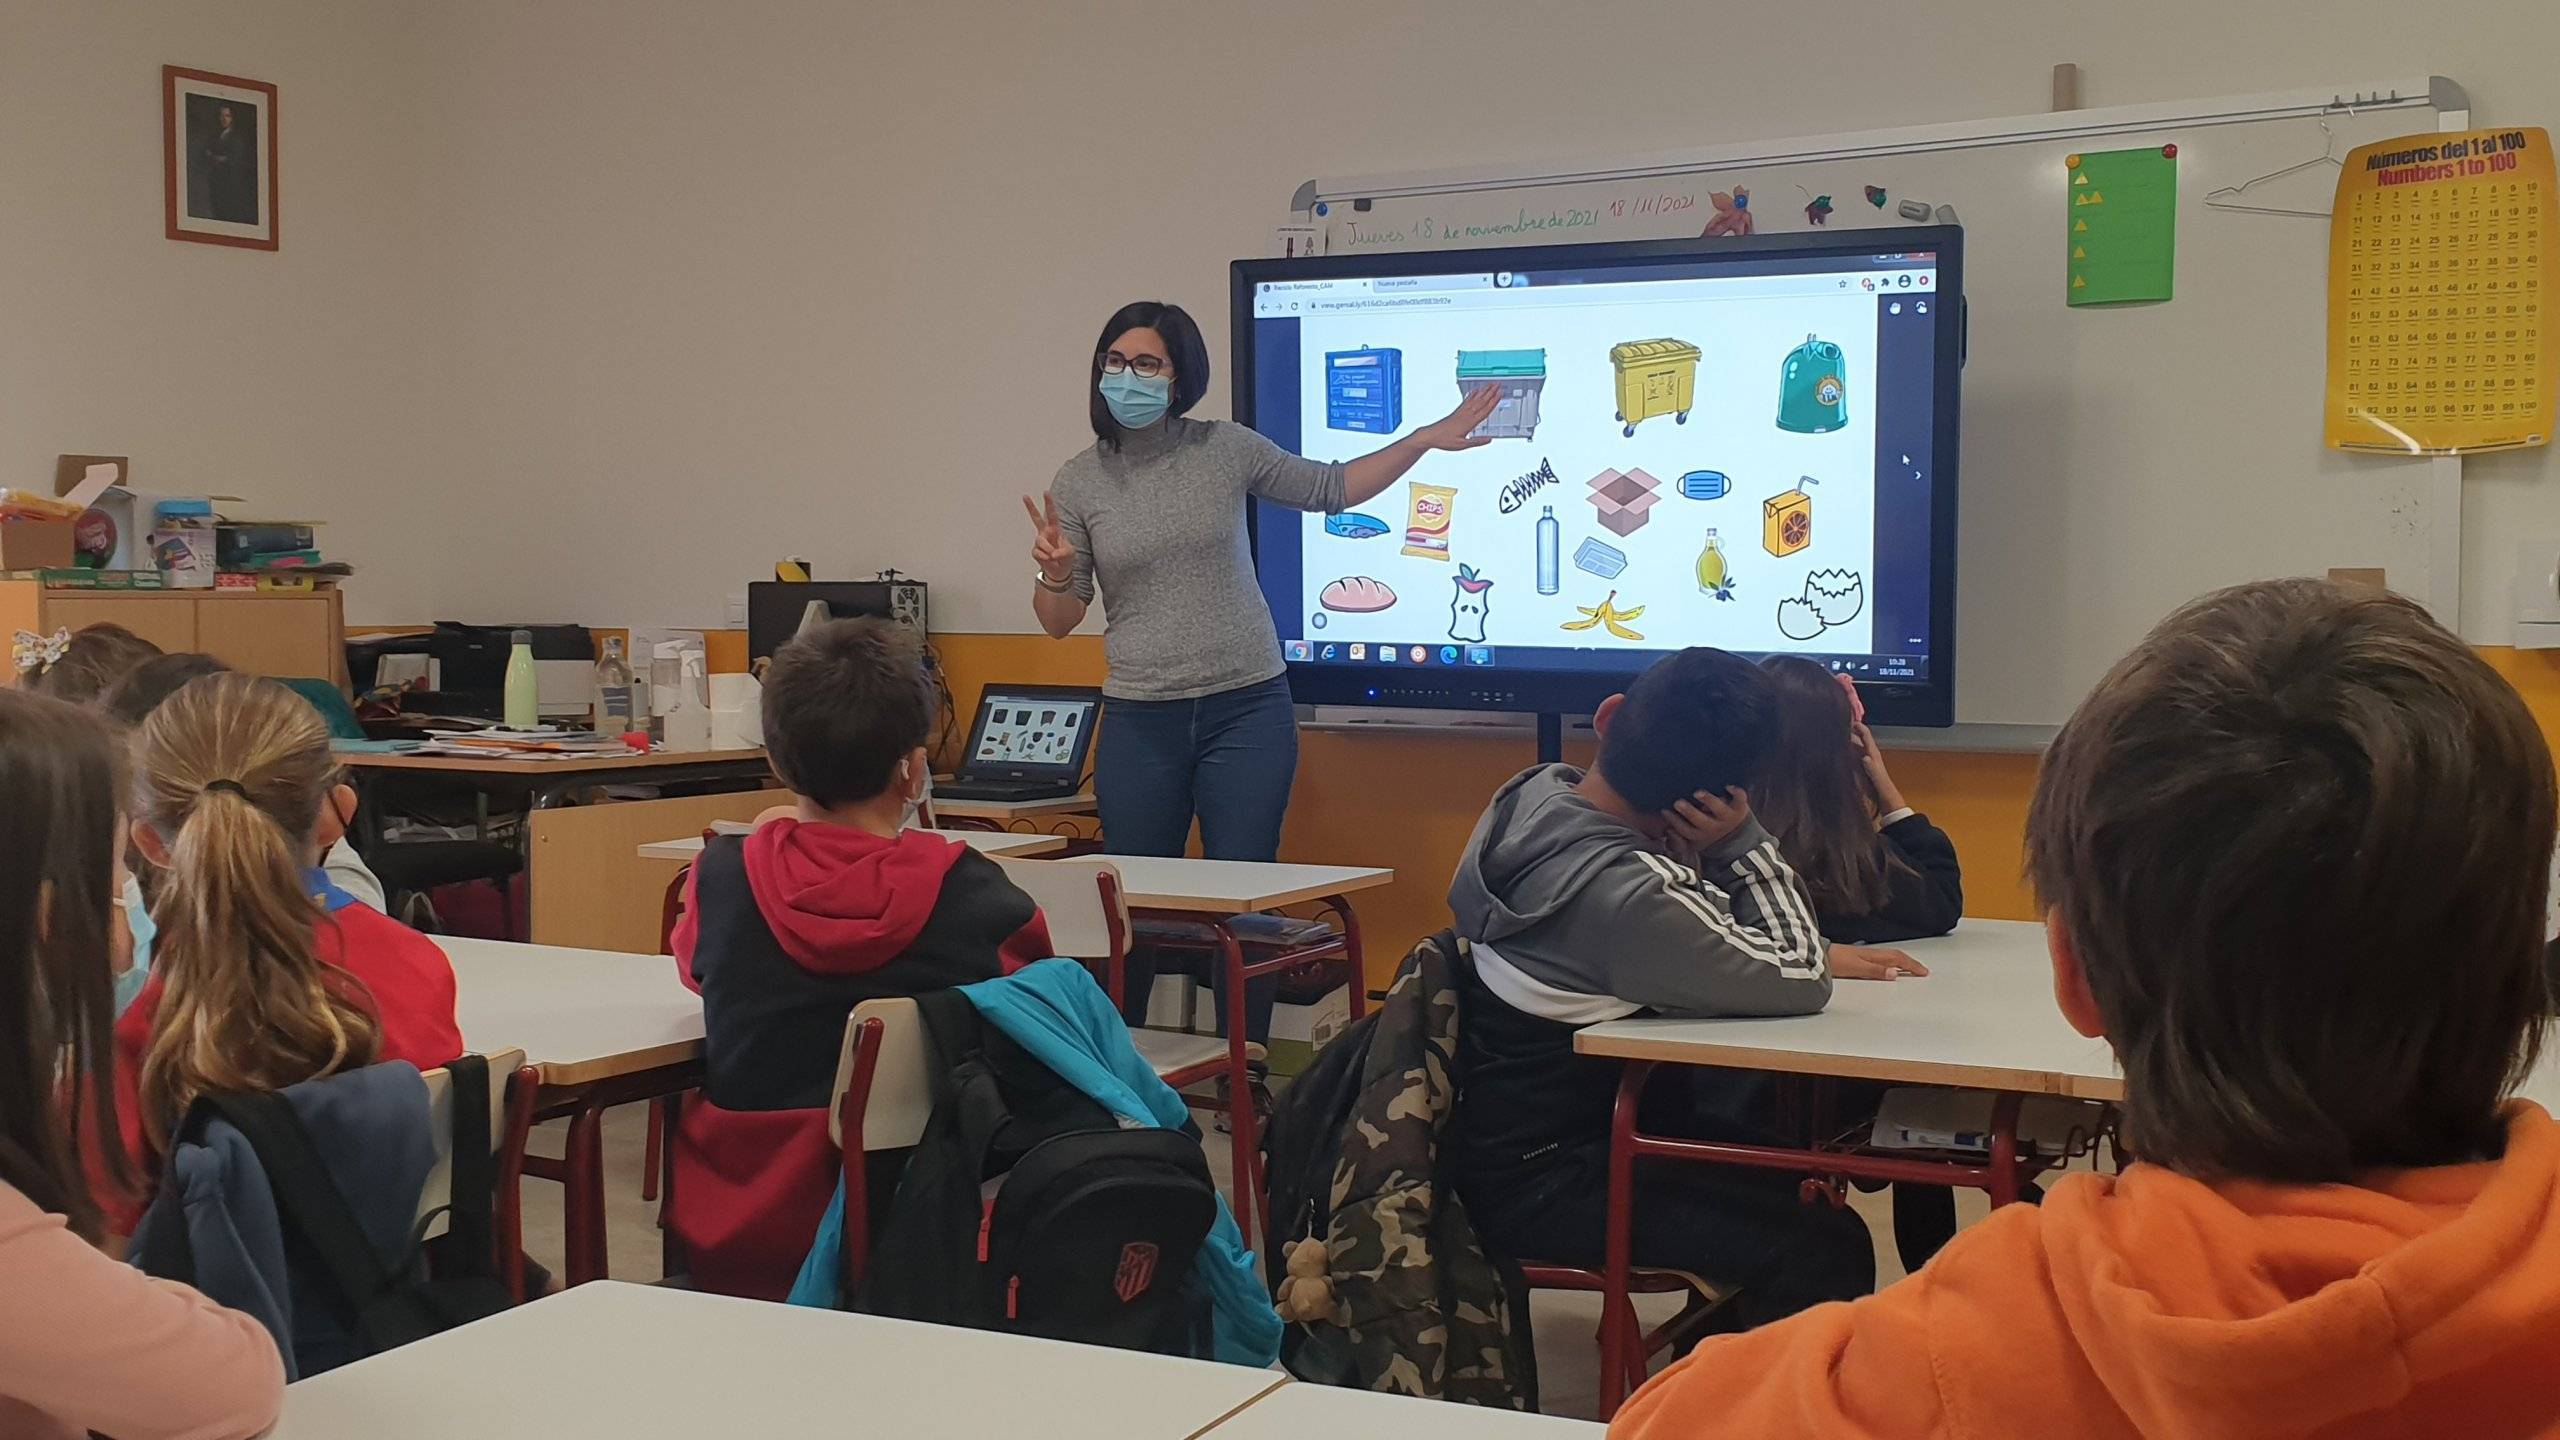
856, 991, 1220, 1355
1260, 1005, 1378, 1267
141, 1056, 513, 1369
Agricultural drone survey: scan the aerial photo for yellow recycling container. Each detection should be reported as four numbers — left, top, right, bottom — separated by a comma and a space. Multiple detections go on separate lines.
1608, 338, 1701, 437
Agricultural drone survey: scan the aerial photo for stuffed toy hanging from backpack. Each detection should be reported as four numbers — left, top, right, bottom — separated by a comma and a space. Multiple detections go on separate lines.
1274, 1235, 1339, 1324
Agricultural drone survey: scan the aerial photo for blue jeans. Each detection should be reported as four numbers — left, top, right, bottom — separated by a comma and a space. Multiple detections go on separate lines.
1097, 674, 1298, 1042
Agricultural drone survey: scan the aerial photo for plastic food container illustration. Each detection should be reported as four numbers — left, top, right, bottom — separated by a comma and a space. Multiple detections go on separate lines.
1325, 346, 1403, 433
1762, 487, 1813, 557
1455, 349, 1547, 440
1608, 339, 1700, 437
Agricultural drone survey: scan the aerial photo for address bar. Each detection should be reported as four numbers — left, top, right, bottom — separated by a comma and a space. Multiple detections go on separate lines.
1284, 273, 1880, 316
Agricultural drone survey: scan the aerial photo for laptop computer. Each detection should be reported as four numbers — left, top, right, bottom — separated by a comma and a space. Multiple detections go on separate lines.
938, 684, 1103, 802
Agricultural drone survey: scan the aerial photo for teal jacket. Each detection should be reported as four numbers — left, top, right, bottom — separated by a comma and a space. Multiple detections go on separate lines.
790, 960, 1281, 1367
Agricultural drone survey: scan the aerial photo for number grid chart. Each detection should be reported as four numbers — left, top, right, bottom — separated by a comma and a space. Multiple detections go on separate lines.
2326, 127, 2557, 455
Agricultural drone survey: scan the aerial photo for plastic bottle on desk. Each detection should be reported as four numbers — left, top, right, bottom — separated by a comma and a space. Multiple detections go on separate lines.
594, 634, 636, 735
503, 630, 539, 728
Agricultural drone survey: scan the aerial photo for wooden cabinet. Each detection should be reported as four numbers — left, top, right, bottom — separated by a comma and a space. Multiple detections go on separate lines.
0, 584, 346, 686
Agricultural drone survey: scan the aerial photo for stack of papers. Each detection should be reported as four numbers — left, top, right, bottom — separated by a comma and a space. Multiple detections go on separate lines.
408, 727, 636, 761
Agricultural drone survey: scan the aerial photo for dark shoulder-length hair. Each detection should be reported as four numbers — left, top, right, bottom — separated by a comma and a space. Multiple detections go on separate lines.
0, 689, 132, 1241
1752, 655, 1909, 917
1090, 301, 1211, 452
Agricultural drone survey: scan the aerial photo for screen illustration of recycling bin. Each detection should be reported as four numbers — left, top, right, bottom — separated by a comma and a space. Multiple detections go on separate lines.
1239, 230, 1961, 726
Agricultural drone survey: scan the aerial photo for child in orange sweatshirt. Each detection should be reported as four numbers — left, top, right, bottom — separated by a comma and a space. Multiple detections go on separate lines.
1614, 577, 2560, 1440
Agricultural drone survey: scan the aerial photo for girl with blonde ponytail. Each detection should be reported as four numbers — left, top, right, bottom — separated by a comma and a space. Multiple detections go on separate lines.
105, 674, 460, 1222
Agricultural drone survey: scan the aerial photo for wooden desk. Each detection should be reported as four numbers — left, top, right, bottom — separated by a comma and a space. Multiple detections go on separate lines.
1103, 857, 1393, 912
447, 936, 702, 1088
271, 1281, 1288, 1438
1571, 918, 2124, 1415
1577, 919, 2122, 1099
931, 790, 1097, 821
444, 937, 704, 1288
1104, 857, 1394, 1242
341, 744, 770, 800
1207, 1383, 1600, 1437
636, 828, 1070, 861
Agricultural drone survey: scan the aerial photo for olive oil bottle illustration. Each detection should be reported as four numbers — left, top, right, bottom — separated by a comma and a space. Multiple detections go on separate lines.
1695, 528, 1737, 601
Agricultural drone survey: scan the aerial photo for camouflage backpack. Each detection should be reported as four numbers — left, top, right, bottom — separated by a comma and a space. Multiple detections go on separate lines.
1260, 931, 1537, 1409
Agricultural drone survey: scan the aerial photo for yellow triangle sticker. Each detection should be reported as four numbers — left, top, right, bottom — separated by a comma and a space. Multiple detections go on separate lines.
2074, 170, 2090, 185
2088, 190, 2103, 204
2073, 245, 2086, 259
2074, 218, 2089, 233
2073, 274, 2087, 289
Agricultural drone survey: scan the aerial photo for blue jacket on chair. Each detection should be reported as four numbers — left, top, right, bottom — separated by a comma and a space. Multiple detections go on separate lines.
792, 959, 1282, 1367
129, 1063, 435, 1380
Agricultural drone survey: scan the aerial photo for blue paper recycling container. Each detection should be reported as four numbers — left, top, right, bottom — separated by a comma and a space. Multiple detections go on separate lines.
1326, 346, 1404, 433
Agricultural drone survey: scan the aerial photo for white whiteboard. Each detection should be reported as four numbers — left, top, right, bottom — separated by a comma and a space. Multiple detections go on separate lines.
1302, 107, 2446, 728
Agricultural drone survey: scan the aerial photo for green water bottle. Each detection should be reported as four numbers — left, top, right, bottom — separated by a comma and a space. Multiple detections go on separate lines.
503, 629, 539, 728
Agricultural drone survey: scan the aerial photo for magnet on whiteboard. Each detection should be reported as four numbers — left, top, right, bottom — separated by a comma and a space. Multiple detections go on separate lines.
1934, 205, 1959, 224
1896, 199, 1932, 221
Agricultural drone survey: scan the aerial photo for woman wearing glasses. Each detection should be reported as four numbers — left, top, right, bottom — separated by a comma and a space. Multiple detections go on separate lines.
1023, 299, 1494, 1036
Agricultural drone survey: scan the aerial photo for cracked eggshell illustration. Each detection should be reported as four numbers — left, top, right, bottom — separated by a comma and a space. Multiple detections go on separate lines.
1776, 596, 1827, 641
1804, 569, 1865, 627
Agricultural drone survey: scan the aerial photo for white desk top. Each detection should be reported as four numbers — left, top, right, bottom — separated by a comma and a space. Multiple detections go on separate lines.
930, 791, 1097, 819
1103, 856, 1395, 912
444, 937, 702, 1087
1208, 1382, 1600, 1437
272, 1282, 1286, 1439
637, 828, 1068, 861
1576, 919, 2125, 1099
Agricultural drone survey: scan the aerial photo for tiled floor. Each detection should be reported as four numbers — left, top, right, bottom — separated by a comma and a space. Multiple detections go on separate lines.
518, 1102, 1989, 1422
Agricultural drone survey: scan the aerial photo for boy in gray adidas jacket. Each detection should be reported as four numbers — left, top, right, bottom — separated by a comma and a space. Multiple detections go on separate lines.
1448, 647, 1875, 1330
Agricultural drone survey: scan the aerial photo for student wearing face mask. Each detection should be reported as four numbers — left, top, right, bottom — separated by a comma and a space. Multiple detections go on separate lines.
664, 617, 1055, 1300
1023, 301, 1496, 1037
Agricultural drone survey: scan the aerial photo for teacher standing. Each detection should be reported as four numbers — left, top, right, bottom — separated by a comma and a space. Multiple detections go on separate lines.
1024, 300, 1495, 1031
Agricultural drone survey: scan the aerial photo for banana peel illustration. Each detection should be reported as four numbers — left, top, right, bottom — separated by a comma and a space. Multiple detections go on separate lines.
1563, 591, 1646, 641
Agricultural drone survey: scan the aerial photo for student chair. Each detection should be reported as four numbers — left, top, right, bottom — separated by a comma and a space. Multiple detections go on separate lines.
418, 1050, 526, 1290
1514, 1262, 1728, 1418
827, 998, 935, 1298
638, 829, 721, 1207
825, 982, 1238, 1300
986, 856, 1229, 1097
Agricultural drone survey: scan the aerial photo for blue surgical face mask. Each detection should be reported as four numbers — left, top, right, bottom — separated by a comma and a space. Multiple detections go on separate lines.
116, 872, 155, 1017
1099, 370, 1172, 430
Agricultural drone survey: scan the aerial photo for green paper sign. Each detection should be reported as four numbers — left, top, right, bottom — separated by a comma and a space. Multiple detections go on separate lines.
2066, 146, 2177, 305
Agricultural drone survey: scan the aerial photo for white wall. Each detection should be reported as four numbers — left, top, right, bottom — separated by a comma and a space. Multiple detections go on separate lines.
0, 1, 444, 620
8, 2, 2558, 636
411, 0, 2560, 639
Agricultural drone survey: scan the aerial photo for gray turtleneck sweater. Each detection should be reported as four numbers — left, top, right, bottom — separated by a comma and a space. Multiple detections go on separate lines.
1049, 417, 1347, 701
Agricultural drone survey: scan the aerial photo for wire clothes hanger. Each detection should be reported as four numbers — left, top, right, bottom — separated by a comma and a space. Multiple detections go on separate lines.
2204, 104, 2361, 218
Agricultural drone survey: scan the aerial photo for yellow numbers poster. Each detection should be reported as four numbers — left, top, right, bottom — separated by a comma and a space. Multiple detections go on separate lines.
2326, 126, 2555, 454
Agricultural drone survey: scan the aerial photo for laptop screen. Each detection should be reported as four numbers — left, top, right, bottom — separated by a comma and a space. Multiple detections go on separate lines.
967, 690, 1100, 776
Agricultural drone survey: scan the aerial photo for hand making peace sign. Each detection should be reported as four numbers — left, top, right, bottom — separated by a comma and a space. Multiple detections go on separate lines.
1023, 490, 1077, 588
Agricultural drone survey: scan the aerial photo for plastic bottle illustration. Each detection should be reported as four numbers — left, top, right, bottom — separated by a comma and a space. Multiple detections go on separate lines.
1536, 505, 1560, 595
1696, 528, 1736, 601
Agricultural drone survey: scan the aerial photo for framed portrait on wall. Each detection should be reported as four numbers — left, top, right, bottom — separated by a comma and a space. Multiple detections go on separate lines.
163, 66, 277, 250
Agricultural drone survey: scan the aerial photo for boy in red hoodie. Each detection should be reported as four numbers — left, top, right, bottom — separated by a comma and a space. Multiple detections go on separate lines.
1615, 578, 2560, 1439
668, 618, 1052, 1299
